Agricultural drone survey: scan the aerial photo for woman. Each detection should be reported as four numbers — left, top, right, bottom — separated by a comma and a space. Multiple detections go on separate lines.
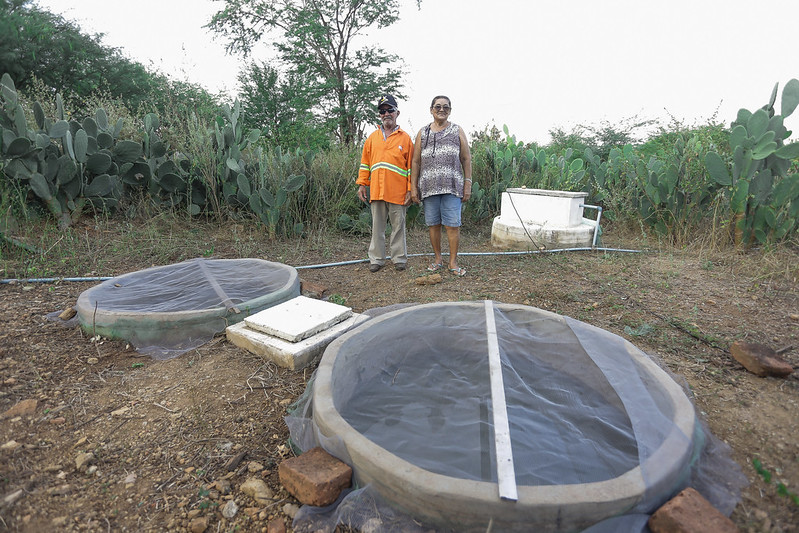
410, 95, 472, 276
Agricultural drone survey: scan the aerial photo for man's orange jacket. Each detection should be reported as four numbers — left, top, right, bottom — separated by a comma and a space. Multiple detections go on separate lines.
357, 127, 414, 205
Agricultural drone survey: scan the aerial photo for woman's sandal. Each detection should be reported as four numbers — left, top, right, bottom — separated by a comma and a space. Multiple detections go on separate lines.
449, 267, 466, 277
427, 263, 443, 272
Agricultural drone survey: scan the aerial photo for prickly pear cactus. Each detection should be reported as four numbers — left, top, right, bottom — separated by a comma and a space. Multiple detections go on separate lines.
705, 79, 799, 245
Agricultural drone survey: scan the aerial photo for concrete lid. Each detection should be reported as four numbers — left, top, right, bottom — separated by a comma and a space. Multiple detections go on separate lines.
245, 295, 352, 342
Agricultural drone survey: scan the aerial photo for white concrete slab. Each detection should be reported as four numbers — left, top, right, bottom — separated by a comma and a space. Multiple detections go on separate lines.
227, 313, 368, 370
244, 295, 352, 342
500, 189, 588, 227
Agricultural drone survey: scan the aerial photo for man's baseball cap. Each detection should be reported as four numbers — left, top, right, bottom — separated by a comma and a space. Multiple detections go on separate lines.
377, 94, 398, 110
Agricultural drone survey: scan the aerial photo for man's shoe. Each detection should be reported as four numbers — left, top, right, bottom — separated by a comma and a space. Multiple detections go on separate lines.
369, 263, 383, 272
394, 263, 406, 271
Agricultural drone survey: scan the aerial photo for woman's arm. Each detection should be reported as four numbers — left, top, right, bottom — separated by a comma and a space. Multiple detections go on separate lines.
458, 127, 472, 202
410, 130, 423, 204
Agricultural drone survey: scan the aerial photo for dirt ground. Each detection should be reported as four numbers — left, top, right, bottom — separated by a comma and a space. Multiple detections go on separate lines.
1, 223, 798, 532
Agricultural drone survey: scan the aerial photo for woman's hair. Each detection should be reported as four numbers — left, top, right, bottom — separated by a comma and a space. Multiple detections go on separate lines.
430, 95, 451, 108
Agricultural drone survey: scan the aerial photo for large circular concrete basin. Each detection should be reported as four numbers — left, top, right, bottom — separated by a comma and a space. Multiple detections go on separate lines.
313, 302, 699, 532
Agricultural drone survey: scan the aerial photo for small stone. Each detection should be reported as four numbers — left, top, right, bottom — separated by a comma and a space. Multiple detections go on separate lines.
247, 461, 265, 473
3, 377, 17, 385
87, 357, 99, 365
242, 507, 260, 518
267, 517, 287, 533
187, 509, 202, 519
1, 440, 22, 451
111, 406, 130, 417
47, 484, 71, 496
225, 450, 247, 471
221, 499, 238, 519
73, 437, 88, 448
240, 477, 274, 505
211, 479, 232, 495
360, 518, 384, 533
75, 452, 95, 471
123, 472, 137, 486
282, 503, 300, 519
189, 516, 208, 533
1, 399, 38, 418
58, 307, 77, 320
52, 516, 69, 527
790, 313, 799, 322
49, 417, 66, 425
414, 273, 442, 285
3, 489, 23, 506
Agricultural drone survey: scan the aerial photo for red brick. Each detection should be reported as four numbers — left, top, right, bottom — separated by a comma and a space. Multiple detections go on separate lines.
649, 487, 738, 533
278, 446, 351, 506
300, 279, 328, 299
730, 341, 793, 378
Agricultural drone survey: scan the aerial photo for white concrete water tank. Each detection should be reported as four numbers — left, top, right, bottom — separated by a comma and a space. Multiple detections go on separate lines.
491, 188, 598, 249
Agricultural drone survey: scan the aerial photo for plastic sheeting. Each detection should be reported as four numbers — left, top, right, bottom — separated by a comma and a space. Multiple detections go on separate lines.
286, 302, 747, 533
76, 257, 299, 359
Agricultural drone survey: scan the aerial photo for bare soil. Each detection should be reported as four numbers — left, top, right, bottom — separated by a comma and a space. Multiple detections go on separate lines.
1, 222, 798, 532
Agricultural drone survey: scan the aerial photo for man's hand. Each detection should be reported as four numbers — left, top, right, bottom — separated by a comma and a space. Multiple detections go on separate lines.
357, 185, 368, 203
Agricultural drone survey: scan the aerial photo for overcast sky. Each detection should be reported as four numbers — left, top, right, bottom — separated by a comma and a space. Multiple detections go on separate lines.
36, 0, 799, 144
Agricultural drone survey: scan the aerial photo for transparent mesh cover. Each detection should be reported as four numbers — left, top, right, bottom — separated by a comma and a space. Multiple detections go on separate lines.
287, 302, 747, 533
76, 258, 299, 359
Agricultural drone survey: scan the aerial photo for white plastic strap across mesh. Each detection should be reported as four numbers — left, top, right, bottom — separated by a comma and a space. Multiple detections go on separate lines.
484, 300, 518, 501
196, 257, 240, 313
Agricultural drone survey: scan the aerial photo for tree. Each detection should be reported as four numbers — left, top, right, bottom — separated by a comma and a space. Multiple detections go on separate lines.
238, 60, 330, 150
0, 0, 216, 118
207, 0, 415, 145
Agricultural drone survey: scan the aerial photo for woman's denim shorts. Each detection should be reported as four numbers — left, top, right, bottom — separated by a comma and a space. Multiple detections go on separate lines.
423, 193, 462, 227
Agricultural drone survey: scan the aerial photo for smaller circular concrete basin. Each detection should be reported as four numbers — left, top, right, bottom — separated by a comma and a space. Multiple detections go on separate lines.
76, 258, 299, 358
313, 302, 698, 532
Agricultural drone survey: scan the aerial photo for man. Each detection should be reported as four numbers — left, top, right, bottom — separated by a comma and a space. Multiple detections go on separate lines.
357, 94, 414, 272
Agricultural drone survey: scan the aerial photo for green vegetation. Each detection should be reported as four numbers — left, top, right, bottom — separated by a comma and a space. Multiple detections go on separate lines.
705, 80, 799, 246
753, 457, 799, 507
3, 70, 798, 253
0, 1, 797, 256
468, 82, 799, 246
